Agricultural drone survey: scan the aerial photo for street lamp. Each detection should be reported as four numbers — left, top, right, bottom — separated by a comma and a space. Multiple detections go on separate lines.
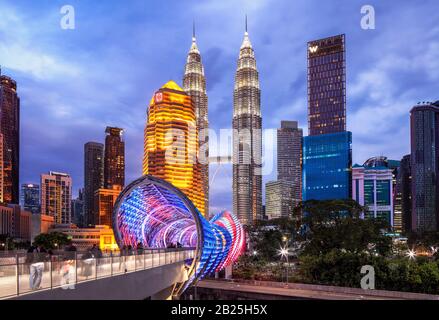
406, 249, 416, 260
278, 246, 290, 283
252, 250, 258, 257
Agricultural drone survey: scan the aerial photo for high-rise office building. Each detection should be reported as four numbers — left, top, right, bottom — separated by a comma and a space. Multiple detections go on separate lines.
20, 184, 40, 215
352, 157, 394, 227
40, 172, 72, 224
0, 70, 20, 204
388, 159, 402, 233
0, 134, 3, 203
232, 21, 262, 225
303, 34, 352, 201
104, 127, 125, 189
399, 154, 412, 233
183, 27, 209, 217
265, 180, 295, 220
84, 142, 104, 226
143, 81, 205, 216
277, 121, 303, 206
307, 34, 346, 136
94, 186, 121, 227
410, 101, 439, 232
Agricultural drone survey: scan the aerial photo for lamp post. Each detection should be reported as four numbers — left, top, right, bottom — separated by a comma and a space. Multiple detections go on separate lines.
278, 246, 289, 283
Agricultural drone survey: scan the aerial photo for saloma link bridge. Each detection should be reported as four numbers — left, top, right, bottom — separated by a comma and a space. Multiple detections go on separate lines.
113, 175, 246, 297
1, 175, 245, 300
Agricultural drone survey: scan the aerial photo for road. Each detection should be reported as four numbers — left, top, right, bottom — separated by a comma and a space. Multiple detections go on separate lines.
197, 280, 439, 300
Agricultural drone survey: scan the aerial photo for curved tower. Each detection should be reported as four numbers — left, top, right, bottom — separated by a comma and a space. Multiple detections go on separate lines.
232, 19, 262, 225
183, 26, 209, 217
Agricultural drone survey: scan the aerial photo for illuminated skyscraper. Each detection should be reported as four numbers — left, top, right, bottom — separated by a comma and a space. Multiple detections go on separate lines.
104, 127, 125, 189
143, 81, 205, 216
303, 34, 352, 202
84, 142, 104, 226
40, 172, 72, 224
183, 25, 209, 217
232, 19, 262, 225
307, 34, 346, 136
0, 70, 20, 204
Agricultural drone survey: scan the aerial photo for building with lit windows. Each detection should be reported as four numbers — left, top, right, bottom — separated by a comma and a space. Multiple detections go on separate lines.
49, 224, 118, 251
303, 132, 352, 200
0, 70, 20, 204
352, 157, 394, 227
104, 127, 125, 189
399, 154, 412, 233
143, 81, 205, 216
303, 34, 351, 202
307, 34, 346, 136
94, 186, 121, 227
0, 134, 3, 203
232, 20, 262, 225
265, 180, 295, 220
40, 172, 72, 224
388, 159, 402, 233
84, 142, 104, 226
183, 27, 209, 217
277, 121, 303, 206
410, 101, 439, 232
20, 184, 40, 215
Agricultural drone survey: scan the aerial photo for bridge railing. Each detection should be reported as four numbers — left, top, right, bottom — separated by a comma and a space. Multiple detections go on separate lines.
0, 248, 195, 299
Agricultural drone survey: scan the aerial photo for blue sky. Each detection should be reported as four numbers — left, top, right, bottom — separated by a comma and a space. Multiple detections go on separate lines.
0, 0, 438, 213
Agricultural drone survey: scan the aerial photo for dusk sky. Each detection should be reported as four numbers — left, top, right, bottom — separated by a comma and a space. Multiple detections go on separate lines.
0, 0, 438, 213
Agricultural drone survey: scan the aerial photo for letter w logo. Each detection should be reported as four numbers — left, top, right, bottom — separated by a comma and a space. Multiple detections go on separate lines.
309, 46, 318, 53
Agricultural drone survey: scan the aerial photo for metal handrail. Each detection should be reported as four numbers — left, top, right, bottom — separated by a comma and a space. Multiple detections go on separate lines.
0, 248, 195, 299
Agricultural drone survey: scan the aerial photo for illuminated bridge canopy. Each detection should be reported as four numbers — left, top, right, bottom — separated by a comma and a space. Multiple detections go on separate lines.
113, 175, 245, 294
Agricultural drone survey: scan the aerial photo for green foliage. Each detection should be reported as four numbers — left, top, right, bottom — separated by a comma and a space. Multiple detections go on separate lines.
298, 250, 439, 294
33, 232, 71, 250
296, 199, 392, 257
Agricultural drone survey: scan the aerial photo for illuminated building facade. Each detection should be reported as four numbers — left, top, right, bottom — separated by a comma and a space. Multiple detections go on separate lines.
303, 34, 351, 201
94, 186, 121, 227
40, 172, 72, 224
399, 154, 412, 233
352, 157, 394, 227
183, 28, 209, 216
232, 21, 262, 225
307, 34, 346, 136
104, 127, 125, 189
113, 175, 245, 295
20, 183, 40, 215
0, 70, 20, 204
265, 180, 294, 220
410, 102, 439, 232
50, 224, 118, 251
143, 81, 205, 216
84, 142, 104, 226
0, 134, 3, 203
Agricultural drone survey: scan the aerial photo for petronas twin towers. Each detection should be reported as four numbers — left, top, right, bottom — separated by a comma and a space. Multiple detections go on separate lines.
183, 20, 262, 225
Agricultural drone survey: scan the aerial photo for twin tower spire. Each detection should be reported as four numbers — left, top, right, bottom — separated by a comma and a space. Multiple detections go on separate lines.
183, 18, 261, 225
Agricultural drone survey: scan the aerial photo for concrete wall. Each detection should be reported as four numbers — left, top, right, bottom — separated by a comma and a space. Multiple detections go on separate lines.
13, 262, 186, 300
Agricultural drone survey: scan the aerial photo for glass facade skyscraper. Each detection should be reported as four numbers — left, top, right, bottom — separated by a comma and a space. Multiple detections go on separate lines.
20, 183, 40, 215
303, 34, 351, 202
410, 102, 439, 232
0, 70, 20, 204
303, 132, 352, 201
307, 34, 346, 136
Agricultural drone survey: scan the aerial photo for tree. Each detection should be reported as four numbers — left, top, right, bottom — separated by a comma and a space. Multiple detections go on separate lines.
295, 199, 392, 256
33, 232, 71, 250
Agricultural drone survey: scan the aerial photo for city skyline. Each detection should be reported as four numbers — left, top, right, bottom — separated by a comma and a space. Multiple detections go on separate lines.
0, 1, 438, 213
